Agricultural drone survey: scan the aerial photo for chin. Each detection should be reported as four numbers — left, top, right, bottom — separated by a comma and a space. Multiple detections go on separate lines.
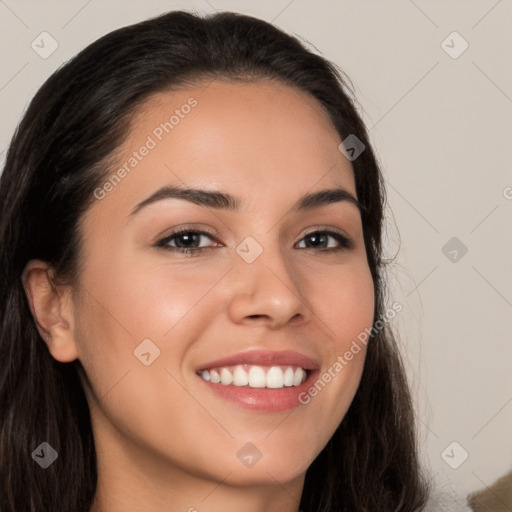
208, 439, 319, 487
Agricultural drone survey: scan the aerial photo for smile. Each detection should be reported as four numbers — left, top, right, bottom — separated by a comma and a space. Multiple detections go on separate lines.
195, 350, 319, 412
198, 364, 308, 389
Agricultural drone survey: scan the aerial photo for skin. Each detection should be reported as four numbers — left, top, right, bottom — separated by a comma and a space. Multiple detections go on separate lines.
22, 79, 375, 512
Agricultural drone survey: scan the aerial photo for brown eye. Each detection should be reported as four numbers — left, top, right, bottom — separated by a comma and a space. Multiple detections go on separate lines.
296, 230, 352, 251
156, 229, 220, 255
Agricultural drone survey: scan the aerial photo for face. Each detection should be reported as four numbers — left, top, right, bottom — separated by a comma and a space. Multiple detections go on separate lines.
66, 80, 374, 492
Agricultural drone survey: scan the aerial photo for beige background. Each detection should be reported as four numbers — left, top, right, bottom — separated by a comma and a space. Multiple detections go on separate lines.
1, 0, 511, 509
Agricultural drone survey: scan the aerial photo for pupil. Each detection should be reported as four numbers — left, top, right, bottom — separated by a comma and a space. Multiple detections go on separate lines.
309, 234, 326, 247
177, 233, 199, 248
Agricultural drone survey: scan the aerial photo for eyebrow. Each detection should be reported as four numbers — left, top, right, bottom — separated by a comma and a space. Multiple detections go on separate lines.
129, 184, 365, 218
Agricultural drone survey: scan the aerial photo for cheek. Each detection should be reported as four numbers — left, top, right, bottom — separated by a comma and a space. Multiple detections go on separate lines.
112, 256, 226, 338
308, 259, 375, 346
72, 251, 227, 403
295, 260, 375, 424
71, 260, 219, 466
76, 250, 219, 344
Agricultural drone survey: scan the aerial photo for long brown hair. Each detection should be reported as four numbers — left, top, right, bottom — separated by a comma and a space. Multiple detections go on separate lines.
0, 10, 429, 511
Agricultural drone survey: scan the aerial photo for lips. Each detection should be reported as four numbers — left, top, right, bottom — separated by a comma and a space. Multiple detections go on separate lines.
195, 350, 320, 412
196, 349, 320, 373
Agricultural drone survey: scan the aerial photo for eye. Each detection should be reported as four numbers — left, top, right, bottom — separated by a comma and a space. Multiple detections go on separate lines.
296, 230, 353, 252
155, 227, 353, 257
156, 229, 220, 256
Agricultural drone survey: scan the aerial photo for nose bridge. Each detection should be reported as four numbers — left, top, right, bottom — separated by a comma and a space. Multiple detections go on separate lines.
227, 233, 307, 326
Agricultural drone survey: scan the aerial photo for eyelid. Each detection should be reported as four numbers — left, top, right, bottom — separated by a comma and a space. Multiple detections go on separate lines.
156, 224, 220, 241
299, 225, 350, 240
155, 227, 221, 248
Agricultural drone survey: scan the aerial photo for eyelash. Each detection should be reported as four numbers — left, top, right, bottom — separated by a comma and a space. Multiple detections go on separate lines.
155, 227, 353, 256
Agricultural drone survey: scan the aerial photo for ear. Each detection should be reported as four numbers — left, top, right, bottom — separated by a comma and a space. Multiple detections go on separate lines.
21, 259, 79, 362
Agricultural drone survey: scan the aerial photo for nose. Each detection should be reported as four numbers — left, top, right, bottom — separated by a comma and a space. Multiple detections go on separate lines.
226, 242, 309, 329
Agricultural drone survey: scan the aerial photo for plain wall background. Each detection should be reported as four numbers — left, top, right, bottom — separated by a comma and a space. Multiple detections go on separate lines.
1, 0, 510, 508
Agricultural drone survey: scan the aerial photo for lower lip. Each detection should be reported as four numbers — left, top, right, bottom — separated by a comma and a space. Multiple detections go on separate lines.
197, 371, 319, 412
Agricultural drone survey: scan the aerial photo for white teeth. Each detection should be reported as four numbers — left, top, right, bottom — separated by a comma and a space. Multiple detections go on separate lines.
248, 366, 266, 388
198, 365, 308, 389
266, 366, 284, 388
220, 368, 233, 385
232, 365, 249, 386
293, 367, 305, 386
283, 367, 295, 387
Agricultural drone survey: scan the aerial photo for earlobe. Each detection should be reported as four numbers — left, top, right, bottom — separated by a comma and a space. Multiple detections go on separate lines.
21, 259, 79, 363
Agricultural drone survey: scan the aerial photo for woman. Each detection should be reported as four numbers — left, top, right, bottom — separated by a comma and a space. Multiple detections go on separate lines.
0, 10, 429, 511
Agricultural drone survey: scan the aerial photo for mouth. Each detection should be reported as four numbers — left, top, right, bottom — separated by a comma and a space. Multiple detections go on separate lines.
197, 364, 309, 389
195, 350, 319, 412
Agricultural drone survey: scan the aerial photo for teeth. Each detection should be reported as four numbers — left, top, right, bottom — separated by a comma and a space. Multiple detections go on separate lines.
233, 365, 249, 386
210, 369, 220, 384
283, 367, 294, 386
198, 365, 308, 389
266, 366, 284, 388
248, 366, 266, 388
220, 368, 233, 385
293, 367, 305, 386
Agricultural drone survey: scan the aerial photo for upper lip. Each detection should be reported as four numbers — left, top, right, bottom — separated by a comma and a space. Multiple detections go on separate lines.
196, 350, 320, 372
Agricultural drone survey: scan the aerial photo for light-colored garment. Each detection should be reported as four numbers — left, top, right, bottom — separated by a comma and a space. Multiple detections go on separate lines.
423, 485, 472, 512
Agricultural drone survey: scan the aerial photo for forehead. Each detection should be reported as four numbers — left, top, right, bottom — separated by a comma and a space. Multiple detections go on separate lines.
88, 79, 356, 220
